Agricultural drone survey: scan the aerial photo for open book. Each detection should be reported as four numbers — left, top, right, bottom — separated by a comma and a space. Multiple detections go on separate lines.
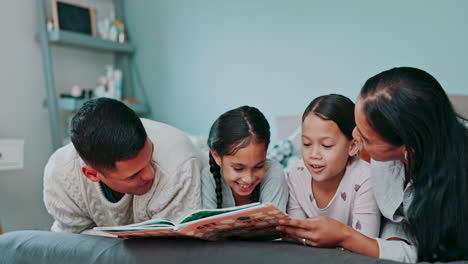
94, 203, 289, 240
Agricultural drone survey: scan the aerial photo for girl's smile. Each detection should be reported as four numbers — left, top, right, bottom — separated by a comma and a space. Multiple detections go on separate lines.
212, 141, 267, 203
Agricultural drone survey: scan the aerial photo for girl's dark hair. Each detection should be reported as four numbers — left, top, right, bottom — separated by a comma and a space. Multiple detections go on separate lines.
302, 94, 355, 140
360, 67, 468, 261
207, 106, 271, 208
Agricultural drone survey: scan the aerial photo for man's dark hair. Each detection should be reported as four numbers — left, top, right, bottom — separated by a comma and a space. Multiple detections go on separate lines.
70, 97, 147, 171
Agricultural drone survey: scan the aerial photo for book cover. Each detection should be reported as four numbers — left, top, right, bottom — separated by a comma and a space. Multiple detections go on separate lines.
94, 203, 290, 240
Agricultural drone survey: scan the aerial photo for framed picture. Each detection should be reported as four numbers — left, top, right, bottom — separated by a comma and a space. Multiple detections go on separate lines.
52, 0, 96, 36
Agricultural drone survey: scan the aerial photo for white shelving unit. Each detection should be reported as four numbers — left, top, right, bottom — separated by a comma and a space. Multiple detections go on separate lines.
36, 0, 150, 150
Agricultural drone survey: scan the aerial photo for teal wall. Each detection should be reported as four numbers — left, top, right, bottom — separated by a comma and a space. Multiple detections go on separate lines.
125, 0, 468, 140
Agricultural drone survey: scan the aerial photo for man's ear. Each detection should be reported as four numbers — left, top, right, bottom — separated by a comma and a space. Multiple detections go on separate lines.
210, 150, 222, 166
81, 165, 101, 182
348, 138, 361, 157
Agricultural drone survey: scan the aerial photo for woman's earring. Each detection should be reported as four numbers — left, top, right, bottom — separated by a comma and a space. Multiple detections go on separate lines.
404, 150, 408, 161
353, 142, 363, 158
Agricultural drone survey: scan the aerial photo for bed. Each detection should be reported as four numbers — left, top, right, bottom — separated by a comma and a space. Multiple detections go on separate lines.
0, 230, 415, 264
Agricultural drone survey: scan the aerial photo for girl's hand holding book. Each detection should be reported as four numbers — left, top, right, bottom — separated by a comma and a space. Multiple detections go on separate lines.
276, 216, 350, 248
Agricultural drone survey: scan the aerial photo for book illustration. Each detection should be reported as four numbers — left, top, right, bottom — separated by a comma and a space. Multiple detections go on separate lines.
179, 202, 260, 224
94, 203, 290, 240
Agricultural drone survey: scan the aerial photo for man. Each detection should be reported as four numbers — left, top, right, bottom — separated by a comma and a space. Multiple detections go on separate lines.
43, 98, 203, 233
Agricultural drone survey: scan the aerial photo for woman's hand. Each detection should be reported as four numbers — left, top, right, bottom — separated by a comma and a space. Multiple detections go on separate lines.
276, 216, 351, 248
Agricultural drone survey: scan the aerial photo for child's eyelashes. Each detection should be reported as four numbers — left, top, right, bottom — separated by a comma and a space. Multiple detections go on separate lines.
302, 143, 334, 148
232, 165, 264, 172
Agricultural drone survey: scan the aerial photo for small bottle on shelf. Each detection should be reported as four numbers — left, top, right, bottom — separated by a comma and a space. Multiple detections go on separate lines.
46, 19, 55, 32
113, 69, 123, 100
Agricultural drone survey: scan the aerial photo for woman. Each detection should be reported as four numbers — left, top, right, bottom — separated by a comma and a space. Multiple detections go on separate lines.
278, 67, 468, 262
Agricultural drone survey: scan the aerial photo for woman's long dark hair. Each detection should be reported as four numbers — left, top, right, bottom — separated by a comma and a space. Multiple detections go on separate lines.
360, 67, 468, 261
207, 106, 271, 208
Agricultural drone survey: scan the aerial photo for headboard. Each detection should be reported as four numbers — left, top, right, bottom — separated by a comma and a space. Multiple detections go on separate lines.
449, 94, 468, 119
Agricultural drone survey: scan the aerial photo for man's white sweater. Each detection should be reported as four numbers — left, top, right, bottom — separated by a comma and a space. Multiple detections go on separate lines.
43, 119, 203, 233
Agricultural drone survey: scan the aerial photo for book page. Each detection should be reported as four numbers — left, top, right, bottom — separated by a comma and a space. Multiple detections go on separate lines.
104, 227, 187, 238
93, 203, 290, 240
94, 218, 175, 231
176, 204, 290, 240
179, 202, 262, 224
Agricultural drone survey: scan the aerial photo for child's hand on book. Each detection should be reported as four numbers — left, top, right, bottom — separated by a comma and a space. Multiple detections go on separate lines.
276, 216, 349, 248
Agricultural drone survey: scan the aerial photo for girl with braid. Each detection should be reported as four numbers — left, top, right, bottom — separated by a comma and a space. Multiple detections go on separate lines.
201, 105, 288, 211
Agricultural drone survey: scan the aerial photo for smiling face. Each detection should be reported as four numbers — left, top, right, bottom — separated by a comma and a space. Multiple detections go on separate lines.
301, 113, 358, 184
353, 98, 406, 162
82, 138, 156, 196
211, 141, 267, 202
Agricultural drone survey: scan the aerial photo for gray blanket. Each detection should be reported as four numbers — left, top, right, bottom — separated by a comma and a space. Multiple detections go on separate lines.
0, 230, 463, 264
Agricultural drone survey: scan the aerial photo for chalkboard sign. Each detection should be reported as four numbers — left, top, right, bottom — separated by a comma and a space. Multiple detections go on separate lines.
52, 0, 96, 36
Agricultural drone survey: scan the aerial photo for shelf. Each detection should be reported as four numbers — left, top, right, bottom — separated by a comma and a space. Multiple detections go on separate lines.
58, 97, 150, 116
36, 0, 147, 150
44, 30, 135, 54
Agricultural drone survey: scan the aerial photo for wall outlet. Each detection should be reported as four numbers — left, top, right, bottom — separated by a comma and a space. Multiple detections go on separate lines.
0, 139, 24, 171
